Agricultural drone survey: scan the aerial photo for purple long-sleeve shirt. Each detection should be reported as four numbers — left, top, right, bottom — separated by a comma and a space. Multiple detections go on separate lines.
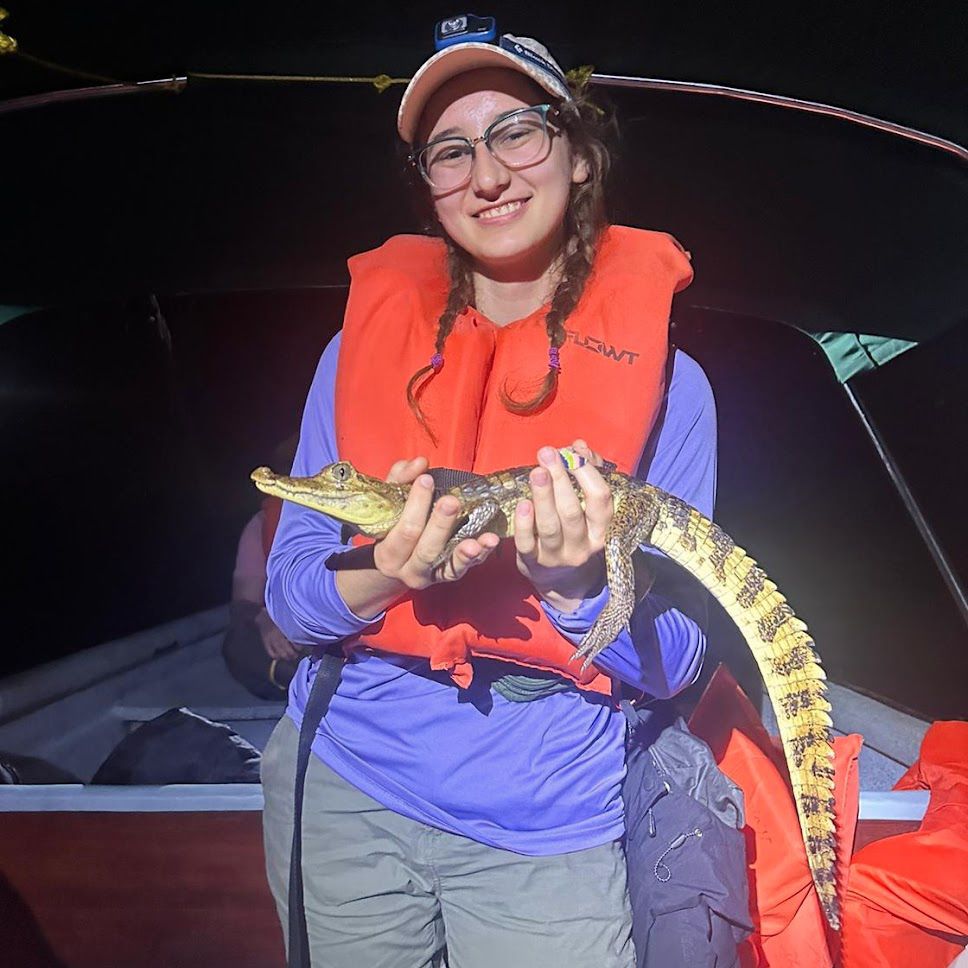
266, 332, 717, 854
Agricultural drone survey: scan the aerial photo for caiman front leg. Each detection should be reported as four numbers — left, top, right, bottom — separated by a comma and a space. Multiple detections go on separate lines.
430, 498, 505, 571
571, 488, 662, 669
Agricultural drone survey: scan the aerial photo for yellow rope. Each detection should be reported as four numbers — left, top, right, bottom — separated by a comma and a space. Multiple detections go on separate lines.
0, 8, 119, 79
189, 71, 409, 93
0, 8, 406, 91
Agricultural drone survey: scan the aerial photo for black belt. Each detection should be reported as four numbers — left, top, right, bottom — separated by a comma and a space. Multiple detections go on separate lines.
287, 650, 344, 968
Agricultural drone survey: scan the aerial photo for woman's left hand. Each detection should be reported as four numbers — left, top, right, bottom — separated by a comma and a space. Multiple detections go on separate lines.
514, 440, 613, 613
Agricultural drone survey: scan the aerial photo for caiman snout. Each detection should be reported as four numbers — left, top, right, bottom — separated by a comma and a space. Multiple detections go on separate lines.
249, 461, 407, 537
250, 466, 279, 489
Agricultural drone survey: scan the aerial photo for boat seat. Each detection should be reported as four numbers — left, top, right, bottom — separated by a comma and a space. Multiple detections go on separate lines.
112, 635, 286, 751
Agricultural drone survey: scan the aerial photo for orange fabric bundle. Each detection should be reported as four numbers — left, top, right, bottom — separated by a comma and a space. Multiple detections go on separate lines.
840, 721, 968, 968
689, 665, 861, 966
729, 730, 860, 967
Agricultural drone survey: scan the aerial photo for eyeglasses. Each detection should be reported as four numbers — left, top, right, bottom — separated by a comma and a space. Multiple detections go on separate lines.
411, 104, 559, 191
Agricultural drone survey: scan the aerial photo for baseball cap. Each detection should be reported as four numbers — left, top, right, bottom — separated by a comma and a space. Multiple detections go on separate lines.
398, 18, 574, 145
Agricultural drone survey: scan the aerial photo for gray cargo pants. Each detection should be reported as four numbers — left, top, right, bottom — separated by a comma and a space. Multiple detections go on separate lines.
262, 716, 635, 968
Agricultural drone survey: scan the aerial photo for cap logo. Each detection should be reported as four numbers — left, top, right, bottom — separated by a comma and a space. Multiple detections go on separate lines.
440, 16, 467, 37
499, 35, 568, 89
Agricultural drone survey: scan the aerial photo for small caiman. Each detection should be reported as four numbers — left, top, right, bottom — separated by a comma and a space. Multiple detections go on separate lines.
251, 448, 840, 929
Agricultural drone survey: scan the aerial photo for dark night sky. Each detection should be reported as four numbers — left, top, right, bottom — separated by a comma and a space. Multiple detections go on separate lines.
2, 2, 966, 718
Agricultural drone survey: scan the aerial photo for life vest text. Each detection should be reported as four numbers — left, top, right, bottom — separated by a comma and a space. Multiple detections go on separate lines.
565, 330, 640, 365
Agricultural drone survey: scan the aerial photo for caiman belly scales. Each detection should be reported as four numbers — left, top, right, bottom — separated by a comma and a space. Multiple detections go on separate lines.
252, 450, 840, 928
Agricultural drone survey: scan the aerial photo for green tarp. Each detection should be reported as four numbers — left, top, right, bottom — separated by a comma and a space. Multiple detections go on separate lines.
806, 332, 920, 384
0, 306, 41, 325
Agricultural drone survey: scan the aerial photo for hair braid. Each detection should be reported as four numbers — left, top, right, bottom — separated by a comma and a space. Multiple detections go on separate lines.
500, 90, 612, 414
406, 242, 475, 444
499, 217, 600, 414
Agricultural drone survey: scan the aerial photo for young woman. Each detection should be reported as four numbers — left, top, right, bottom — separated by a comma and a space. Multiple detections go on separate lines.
261, 27, 717, 968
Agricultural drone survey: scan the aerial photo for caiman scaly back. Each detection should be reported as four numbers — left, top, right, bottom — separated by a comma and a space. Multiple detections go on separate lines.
251, 450, 840, 928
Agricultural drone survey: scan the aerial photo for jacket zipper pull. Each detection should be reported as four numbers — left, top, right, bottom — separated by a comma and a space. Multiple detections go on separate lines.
646, 778, 670, 838
653, 828, 704, 882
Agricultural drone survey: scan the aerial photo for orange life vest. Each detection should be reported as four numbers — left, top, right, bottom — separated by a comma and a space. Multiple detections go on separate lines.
841, 721, 968, 968
334, 225, 693, 694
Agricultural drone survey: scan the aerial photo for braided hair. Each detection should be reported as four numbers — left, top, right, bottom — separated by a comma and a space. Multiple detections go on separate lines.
404, 243, 475, 446
406, 85, 615, 439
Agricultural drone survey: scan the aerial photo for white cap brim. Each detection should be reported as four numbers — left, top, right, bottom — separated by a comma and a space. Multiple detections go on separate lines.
398, 41, 571, 144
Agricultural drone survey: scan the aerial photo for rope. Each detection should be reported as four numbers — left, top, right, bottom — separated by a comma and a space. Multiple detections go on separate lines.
189, 71, 407, 93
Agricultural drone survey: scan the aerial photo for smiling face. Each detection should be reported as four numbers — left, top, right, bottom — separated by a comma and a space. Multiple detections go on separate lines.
417, 68, 588, 279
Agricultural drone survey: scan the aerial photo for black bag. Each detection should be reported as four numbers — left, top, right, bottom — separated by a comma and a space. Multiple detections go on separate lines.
622, 703, 753, 967
92, 707, 262, 784
0, 752, 80, 784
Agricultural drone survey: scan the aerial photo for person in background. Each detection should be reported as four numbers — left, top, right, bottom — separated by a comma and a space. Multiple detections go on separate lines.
223, 440, 305, 699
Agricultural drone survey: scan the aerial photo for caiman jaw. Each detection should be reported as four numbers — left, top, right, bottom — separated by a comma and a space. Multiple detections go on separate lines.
250, 462, 406, 537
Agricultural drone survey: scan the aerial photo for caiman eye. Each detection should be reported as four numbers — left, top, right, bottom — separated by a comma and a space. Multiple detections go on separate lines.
332, 462, 350, 483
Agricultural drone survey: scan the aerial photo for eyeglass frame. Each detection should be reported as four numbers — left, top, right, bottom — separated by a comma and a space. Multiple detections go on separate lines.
409, 103, 563, 190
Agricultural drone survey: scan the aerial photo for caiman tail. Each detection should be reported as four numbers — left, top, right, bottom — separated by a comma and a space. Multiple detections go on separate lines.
251, 455, 841, 928
647, 491, 839, 930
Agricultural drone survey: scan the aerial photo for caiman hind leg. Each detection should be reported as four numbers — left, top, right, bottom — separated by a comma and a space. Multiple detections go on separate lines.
571, 488, 662, 669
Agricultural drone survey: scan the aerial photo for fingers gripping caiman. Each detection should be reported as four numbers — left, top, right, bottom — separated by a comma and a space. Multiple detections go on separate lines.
251, 451, 840, 929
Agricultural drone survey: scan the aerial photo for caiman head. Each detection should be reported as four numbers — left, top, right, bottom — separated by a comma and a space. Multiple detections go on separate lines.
250, 461, 408, 538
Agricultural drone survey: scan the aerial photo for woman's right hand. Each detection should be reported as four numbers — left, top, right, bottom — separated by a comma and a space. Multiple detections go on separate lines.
372, 457, 500, 590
